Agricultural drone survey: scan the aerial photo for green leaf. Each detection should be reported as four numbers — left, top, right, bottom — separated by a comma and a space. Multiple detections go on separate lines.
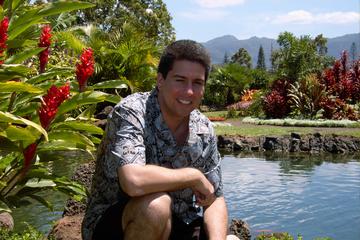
0, 200, 11, 213
91, 79, 129, 90
0, 64, 30, 82
48, 130, 94, 147
0, 136, 19, 151
0, 152, 19, 172
56, 91, 120, 116
4, 47, 45, 64
103, 94, 121, 104
51, 121, 103, 135
7, 8, 42, 41
12, 102, 40, 117
38, 1, 95, 17
27, 67, 74, 85
25, 179, 56, 188
0, 81, 44, 93
37, 140, 95, 153
28, 194, 54, 211
0, 111, 48, 141
1, 125, 39, 142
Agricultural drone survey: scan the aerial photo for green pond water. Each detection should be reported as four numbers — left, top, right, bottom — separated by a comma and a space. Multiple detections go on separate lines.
10, 152, 360, 240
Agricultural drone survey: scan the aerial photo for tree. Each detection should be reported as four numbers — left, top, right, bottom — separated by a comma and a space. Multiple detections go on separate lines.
272, 32, 334, 82
256, 45, 266, 70
231, 48, 252, 68
350, 42, 357, 62
223, 52, 229, 64
76, 0, 175, 46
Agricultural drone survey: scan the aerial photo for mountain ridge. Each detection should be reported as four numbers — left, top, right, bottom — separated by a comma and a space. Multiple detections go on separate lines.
202, 33, 360, 66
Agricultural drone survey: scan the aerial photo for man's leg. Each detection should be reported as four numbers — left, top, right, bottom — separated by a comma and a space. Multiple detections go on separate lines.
122, 192, 172, 240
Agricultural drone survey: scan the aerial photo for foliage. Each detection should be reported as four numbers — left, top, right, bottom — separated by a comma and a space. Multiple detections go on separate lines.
255, 232, 302, 240
256, 45, 266, 70
271, 32, 334, 82
226, 108, 237, 118
319, 51, 360, 120
231, 47, 252, 68
64, 23, 160, 94
204, 64, 253, 107
288, 74, 326, 119
0, 0, 129, 217
0, 225, 45, 240
263, 79, 291, 118
243, 117, 360, 128
75, 0, 175, 46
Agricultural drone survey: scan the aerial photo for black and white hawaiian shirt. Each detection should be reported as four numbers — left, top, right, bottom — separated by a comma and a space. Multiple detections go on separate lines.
82, 88, 223, 240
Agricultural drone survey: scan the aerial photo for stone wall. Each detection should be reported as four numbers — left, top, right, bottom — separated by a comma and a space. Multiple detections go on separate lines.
218, 133, 360, 154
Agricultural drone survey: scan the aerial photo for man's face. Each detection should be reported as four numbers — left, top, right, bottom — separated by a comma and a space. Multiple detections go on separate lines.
157, 60, 206, 121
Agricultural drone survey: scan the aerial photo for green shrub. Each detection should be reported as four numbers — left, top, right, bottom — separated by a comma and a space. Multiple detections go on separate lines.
0, 226, 45, 240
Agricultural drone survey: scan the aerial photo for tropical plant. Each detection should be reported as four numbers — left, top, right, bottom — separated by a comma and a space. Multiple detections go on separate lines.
0, 0, 128, 216
288, 74, 327, 119
263, 79, 291, 118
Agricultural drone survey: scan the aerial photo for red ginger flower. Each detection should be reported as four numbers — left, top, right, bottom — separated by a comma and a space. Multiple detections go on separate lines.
76, 48, 94, 92
22, 143, 38, 174
38, 83, 70, 129
0, 16, 9, 64
38, 25, 52, 73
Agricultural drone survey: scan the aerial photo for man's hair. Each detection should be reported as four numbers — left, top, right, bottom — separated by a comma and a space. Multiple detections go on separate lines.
157, 40, 211, 80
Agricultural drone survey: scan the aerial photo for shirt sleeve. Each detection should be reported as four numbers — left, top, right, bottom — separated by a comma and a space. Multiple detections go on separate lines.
103, 105, 146, 179
202, 126, 223, 198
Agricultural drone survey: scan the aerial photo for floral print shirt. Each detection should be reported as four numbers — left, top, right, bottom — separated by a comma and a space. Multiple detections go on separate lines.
82, 89, 223, 240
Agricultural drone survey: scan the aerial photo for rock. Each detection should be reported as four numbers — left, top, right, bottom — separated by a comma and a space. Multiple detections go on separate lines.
48, 214, 84, 240
0, 212, 14, 231
229, 219, 251, 240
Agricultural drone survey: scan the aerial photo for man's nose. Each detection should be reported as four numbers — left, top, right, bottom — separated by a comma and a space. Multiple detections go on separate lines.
185, 82, 194, 96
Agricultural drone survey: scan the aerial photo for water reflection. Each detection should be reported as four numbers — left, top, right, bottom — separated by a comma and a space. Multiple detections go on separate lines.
222, 152, 360, 240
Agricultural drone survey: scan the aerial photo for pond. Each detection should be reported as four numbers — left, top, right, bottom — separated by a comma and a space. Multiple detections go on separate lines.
11, 152, 360, 240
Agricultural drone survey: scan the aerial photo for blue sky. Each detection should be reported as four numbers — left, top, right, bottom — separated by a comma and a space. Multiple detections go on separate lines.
162, 0, 360, 42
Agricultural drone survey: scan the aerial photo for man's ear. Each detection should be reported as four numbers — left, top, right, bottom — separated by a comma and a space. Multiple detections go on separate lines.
157, 73, 165, 89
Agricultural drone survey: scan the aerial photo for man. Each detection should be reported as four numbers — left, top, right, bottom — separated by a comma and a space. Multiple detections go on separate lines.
82, 40, 238, 240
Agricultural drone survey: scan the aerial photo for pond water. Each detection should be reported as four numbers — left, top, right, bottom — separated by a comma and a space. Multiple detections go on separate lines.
223, 152, 360, 240
11, 152, 360, 240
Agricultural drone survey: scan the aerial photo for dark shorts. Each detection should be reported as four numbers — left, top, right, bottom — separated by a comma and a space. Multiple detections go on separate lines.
92, 200, 207, 240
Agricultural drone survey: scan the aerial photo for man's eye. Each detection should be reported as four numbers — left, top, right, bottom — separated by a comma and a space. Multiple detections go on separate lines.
195, 81, 204, 85
176, 79, 184, 82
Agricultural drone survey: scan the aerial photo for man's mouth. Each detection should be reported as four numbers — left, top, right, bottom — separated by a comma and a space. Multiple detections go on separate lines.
177, 99, 192, 105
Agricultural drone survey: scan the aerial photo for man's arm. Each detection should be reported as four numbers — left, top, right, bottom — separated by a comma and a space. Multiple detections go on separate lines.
203, 196, 228, 240
118, 164, 215, 202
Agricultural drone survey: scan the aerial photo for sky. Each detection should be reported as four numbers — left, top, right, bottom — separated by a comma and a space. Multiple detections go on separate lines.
162, 0, 360, 42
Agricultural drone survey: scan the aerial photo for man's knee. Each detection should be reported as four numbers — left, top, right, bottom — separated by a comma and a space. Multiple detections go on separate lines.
122, 192, 172, 228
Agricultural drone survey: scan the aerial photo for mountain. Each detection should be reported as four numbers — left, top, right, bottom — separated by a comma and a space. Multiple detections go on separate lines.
202, 33, 360, 67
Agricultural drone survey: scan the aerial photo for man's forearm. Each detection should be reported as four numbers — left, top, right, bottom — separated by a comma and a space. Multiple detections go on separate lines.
203, 196, 228, 240
118, 164, 206, 197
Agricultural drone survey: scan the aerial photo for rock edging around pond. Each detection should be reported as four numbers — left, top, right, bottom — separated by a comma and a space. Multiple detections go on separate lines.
218, 133, 360, 154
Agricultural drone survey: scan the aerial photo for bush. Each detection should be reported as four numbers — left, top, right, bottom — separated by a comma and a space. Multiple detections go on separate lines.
0, 226, 45, 240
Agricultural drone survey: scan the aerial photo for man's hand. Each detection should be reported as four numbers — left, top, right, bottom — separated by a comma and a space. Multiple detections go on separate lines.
192, 173, 216, 206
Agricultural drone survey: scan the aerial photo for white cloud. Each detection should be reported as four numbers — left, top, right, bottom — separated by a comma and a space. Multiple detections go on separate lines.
272, 10, 360, 25
195, 0, 246, 8
180, 9, 229, 21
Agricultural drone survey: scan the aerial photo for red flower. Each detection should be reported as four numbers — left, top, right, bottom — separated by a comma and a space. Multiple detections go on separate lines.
38, 25, 52, 73
76, 48, 95, 92
0, 16, 9, 64
22, 143, 38, 173
38, 83, 70, 129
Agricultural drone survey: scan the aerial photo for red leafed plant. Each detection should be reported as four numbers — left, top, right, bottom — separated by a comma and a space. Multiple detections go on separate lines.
0, 16, 9, 64
38, 25, 52, 73
263, 79, 291, 118
76, 48, 95, 92
320, 97, 358, 120
38, 83, 70, 130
